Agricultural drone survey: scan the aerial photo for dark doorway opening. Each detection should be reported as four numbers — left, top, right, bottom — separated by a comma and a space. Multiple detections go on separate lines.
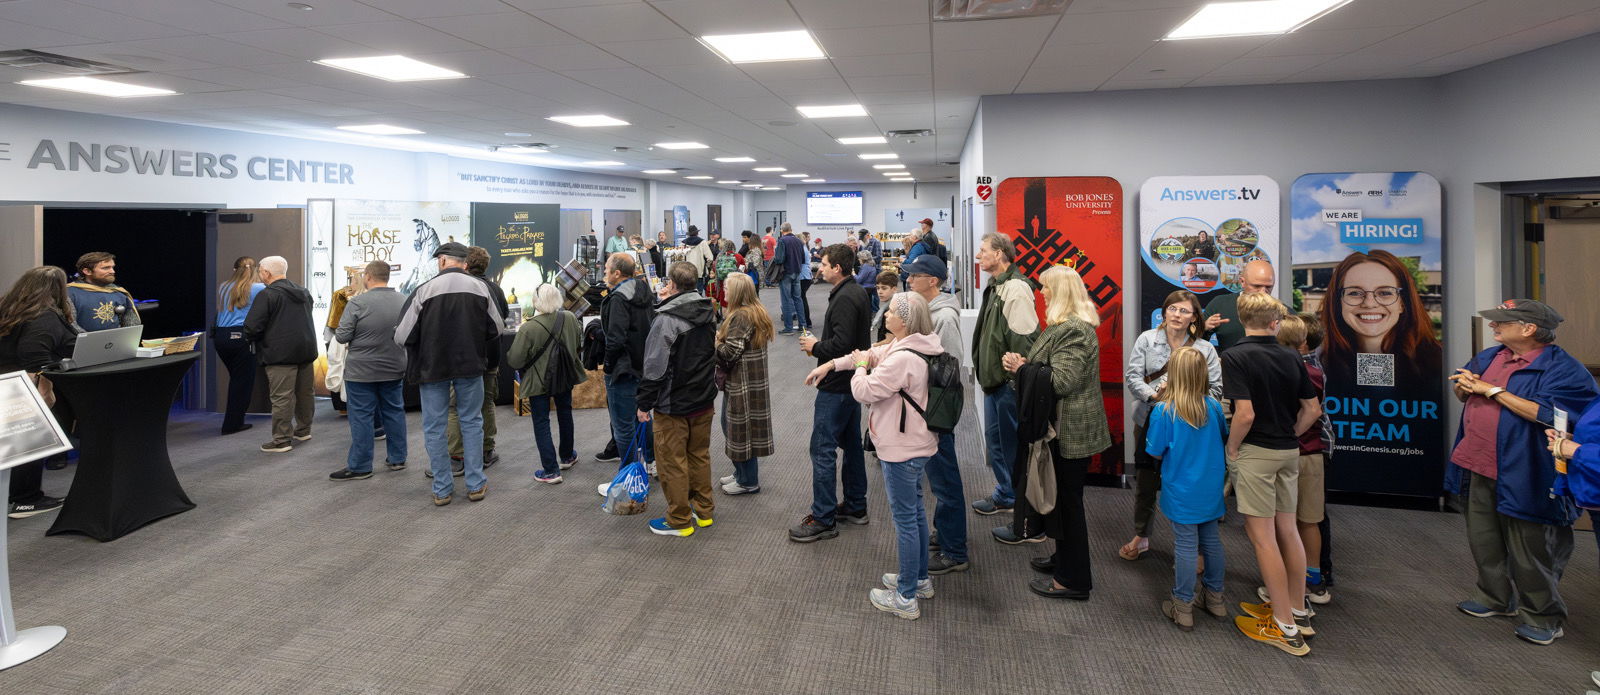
42, 208, 211, 340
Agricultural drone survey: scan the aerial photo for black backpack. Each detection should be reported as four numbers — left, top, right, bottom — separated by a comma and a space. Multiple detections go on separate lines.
925, 231, 949, 263
897, 349, 963, 434
526, 312, 580, 395
581, 317, 605, 371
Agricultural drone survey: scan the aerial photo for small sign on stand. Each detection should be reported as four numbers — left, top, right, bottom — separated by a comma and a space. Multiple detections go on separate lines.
0, 370, 71, 670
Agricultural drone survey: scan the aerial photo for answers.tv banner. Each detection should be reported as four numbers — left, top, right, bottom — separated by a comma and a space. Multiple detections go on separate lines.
996, 176, 1125, 478
1290, 172, 1444, 499
471, 202, 561, 301
1138, 175, 1279, 331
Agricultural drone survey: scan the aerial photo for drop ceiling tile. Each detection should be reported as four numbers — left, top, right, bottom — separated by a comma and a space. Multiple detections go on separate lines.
0, 18, 98, 48
118, 35, 296, 68
407, 50, 543, 76
1212, 53, 1336, 78
1013, 64, 1114, 94
533, 3, 690, 43
737, 59, 841, 82
0, 0, 190, 41
931, 15, 1058, 47
1066, 0, 1204, 12
1184, 74, 1289, 88
214, 0, 397, 26
855, 90, 932, 106
1045, 7, 1194, 45
420, 12, 582, 49
28, 41, 218, 71
649, 0, 803, 36
314, 20, 486, 54
792, 0, 928, 30
356, 0, 513, 19
72, 0, 291, 34
847, 75, 931, 93
598, 38, 726, 67
1097, 76, 1194, 91
215, 27, 376, 62
813, 23, 928, 57
761, 76, 853, 98
831, 53, 931, 78
1308, 0, 1483, 31
1247, 26, 1410, 58
1105, 35, 1272, 79
719, 96, 799, 120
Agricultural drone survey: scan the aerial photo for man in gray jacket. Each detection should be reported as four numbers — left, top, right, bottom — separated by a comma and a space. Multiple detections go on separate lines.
330, 260, 408, 481
904, 255, 969, 574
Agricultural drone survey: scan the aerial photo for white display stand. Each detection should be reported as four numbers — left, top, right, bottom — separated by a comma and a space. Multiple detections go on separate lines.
0, 371, 73, 670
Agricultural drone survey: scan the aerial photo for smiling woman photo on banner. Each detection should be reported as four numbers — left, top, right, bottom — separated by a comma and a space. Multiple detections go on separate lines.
1317, 249, 1442, 385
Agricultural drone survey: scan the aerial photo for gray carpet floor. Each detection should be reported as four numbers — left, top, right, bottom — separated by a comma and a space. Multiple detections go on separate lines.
8, 282, 1598, 694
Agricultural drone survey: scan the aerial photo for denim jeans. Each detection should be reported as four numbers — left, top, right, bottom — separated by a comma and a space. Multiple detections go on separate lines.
882, 455, 931, 599
809, 390, 866, 524
779, 275, 802, 331
529, 390, 575, 474
925, 431, 967, 562
982, 383, 1019, 504
604, 373, 653, 463
732, 458, 759, 487
344, 379, 407, 473
1172, 520, 1225, 603
420, 377, 486, 498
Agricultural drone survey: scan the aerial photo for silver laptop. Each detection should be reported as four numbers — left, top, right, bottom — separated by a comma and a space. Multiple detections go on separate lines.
63, 325, 143, 370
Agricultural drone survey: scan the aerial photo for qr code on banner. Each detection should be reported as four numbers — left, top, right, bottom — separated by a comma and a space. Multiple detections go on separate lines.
1356, 353, 1395, 387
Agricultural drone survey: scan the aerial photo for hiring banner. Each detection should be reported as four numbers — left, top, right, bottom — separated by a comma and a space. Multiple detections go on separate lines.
1138, 176, 1280, 331
1290, 172, 1444, 499
471, 202, 561, 302
996, 176, 1125, 478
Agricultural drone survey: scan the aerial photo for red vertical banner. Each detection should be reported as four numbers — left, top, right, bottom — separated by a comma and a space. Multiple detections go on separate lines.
996, 176, 1125, 477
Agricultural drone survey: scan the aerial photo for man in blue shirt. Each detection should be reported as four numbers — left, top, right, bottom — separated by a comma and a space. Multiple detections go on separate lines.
776, 223, 807, 335
67, 251, 141, 332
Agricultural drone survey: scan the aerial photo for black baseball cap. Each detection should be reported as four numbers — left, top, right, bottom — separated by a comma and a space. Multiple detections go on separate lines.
433, 241, 469, 259
1479, 298, 1564, 329
901, 254, 947, 282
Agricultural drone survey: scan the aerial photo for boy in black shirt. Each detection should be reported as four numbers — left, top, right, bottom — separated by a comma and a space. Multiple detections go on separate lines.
1221, 292, 1322, 656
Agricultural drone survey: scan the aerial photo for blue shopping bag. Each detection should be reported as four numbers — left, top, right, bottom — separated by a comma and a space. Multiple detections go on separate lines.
603, 422, 652, 515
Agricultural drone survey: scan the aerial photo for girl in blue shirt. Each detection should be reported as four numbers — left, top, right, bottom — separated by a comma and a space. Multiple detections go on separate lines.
213, 256, 266, 435
1145, 346, 1228, 631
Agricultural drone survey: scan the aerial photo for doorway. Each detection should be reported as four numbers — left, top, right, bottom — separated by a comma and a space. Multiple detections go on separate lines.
755, 210, 785, 235
603, 209, 641, 247
43, 208, 210, 340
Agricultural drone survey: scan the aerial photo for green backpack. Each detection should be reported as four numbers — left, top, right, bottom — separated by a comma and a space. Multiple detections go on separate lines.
896, 349, 963, 434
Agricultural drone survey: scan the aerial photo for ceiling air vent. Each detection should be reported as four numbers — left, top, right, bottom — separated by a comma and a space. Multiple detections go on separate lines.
888, 129, 934, 138
939, 161, 961, 166
0, 50, 137, 75
933, 0, 1068, 22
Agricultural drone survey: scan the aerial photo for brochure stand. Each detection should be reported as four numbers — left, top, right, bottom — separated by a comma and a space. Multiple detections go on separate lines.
0, 371, 73, 670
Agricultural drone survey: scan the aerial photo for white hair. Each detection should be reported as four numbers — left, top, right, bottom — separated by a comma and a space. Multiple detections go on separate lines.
532, 283, 562, 315
780, 222, 792, 233
907, 227, 923, 239
259, 256, 288, 277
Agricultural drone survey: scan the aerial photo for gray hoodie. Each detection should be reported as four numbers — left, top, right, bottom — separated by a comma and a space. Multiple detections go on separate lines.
928, 292, 964, 369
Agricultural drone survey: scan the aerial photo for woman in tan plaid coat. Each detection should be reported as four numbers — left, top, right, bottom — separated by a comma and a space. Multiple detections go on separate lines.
716, 273, 775, 495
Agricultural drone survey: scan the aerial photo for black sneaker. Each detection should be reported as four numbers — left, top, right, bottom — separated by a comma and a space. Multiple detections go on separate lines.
971, 496, 1014, 515
595, 442, 620, 463
385, 461, 407, 471
329, 469, 373, 481
929, 529, 940, 552
788, 515, 839, 543
993, 526, 1047, 545
838, 509, 869, 526
260, 441, 292, 453
927, 552, 970, 575
8, 496, 65, 519
482, 449, 500, 469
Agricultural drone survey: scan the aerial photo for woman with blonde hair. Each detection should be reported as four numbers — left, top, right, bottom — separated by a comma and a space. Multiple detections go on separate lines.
506, 283, 586, 484
1003, 264, 1110, 601
214, 256, 266, 435
715, 273, 774, 494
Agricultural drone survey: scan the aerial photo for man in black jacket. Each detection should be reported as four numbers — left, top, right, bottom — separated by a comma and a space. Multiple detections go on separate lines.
446, 246, 508, 470
790, 244, 872, 542
597, 252, 654, 466
393, 242, 502, 506
243, 255, 317, 454
637, 262, 717, 537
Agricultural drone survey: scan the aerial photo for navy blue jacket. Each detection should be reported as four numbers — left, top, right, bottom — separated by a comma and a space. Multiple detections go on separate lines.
1445, 344, 1598, 525
778, 233, 806, 277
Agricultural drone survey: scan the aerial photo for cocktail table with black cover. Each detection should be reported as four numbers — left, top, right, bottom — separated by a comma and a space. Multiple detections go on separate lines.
44, 352, 200, 541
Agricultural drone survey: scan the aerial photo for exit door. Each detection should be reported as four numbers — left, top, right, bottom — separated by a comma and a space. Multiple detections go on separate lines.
756, 210, 786, 234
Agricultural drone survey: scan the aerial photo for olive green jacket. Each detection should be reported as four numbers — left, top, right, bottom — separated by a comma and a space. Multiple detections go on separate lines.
1027, 317, 1111, 459
973, 265, 1040, 392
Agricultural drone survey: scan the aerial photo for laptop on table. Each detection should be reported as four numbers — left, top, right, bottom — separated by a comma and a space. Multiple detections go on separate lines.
61, 325, 143, 370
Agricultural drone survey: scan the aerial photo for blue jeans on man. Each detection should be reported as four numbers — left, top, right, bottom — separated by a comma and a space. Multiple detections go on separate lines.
882, 455, 931, 599
1172, 520, 1225, 603
779, 274, 803, 331
529, 391, 575, 474
344, 379, 407, 473
926, 431, 967, 562
421, 377, 486, 498
605, 372, 653, 463
809, 390, 866, 525
982, 383, 1019, 505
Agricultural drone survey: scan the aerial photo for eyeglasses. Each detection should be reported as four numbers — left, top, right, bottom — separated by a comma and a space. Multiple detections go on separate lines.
1165, 305, 1195, 316
1340, 286, 1401, 306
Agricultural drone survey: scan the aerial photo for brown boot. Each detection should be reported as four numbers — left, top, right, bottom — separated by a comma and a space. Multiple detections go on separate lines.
1161, 597, 1194, 631
1199, 586, 1227, 618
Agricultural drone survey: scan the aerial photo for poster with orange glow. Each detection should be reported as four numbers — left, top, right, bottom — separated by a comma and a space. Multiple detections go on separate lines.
996, 176, 1125, 477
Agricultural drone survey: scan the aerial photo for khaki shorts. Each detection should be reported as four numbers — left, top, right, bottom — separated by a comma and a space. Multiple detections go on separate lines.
1296, 453, 1326, 524
1228, 443, 1299, 518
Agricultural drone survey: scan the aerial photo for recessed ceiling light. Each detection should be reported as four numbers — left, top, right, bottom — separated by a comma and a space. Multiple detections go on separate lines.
797, 104, 867, 119
858, 153, 899, 160
655, 142, 709, 150
504, 131, 532, 137
717, 180, 742, 184
742, 184, 764, 188
547, 114, 629, 127
641, 169, 675, 174
802, 178, 825, 183
335, 123, 424, 135
880, 171, 906, 176
1165, 0, 1351, 40
753, 167, 786, 172
314, 55, 465, 82
581, 160, 625, 166
698, 30, 825, 64
497, 145, 547, 153
837, 136, 887, 145
781, 174, 809, 178
685, 175, 714, 180
18, 76, 176, 98
715, 156, 756, 163
287, 2, 315, 10
760, 187, 783, 191
890, 177, 914, 182
872, 164, 906, 170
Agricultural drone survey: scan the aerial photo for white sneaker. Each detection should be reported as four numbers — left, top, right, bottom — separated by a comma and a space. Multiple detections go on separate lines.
1255, 586, 1320, 615
880, 573, 934, 599
721, 481, 760, 495
718, 475, 736, 486
645, 460, 657, 478
1592, 671, 1599, 688
597, 481, 611, 497
869, 587, 921, 620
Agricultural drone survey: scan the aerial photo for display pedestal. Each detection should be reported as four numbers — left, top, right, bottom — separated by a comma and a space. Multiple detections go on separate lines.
0, 469, 66, 670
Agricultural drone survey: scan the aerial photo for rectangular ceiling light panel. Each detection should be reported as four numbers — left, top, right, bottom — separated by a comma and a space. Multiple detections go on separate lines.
797, 104, 867, 119
858, 153, 898, 160
872, 163, 905, 169
548, 114, 629, 127
315, 55, 466, 81
1165, 0, 1352, 40
655, 142, 709, 149
338, 124, 423, 135
715, 156, 755, 162
837, 136, 887, 144
699, 30, 825, 64
18, 76, 175, 97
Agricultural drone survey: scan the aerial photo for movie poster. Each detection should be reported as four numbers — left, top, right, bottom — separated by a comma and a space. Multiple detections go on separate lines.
996, 176, 1125, 477
1290, 172, 1443, 498
471, 202, 561, 303
706, 204, 722, 239
1138, 176, 1279, 331
333, 199, 470, 296
672, 205, 690, 244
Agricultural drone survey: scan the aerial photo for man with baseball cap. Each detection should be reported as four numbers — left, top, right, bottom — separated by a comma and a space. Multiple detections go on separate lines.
605, 225, 631, 255
1446, 298, 1597, 645
903, 254, 970, 574
394, 241, 503, 506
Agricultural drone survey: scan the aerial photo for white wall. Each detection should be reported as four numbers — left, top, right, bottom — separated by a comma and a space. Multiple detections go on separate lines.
643, 180, 755, 240
766, 182, 960, 245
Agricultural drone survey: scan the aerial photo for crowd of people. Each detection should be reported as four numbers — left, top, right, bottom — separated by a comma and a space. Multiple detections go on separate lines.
0, 228, 1595, 667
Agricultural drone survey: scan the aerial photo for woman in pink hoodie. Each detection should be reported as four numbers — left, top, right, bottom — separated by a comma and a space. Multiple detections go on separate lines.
806, 292, 945, 621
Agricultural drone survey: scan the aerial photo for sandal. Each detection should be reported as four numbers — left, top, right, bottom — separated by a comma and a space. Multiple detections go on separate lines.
1118, 538, 1150, 561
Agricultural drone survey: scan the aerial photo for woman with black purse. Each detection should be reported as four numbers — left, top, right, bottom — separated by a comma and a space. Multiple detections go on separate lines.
506, 284, 586, 484
0, 266, 78, 518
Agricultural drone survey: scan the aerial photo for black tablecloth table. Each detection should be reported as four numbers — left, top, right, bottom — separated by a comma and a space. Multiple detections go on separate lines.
44, 352, 200, 541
